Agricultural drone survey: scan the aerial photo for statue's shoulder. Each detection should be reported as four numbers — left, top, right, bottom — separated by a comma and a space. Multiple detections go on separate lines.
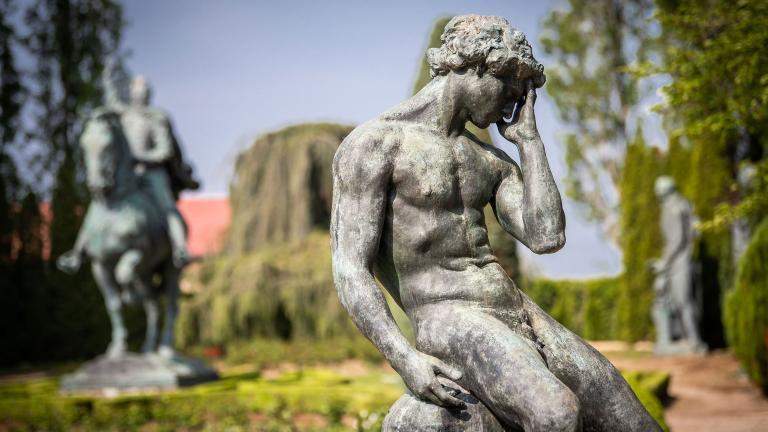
88, 106, 121, 121
144, 107, 171, 122
339, 119, 404, 155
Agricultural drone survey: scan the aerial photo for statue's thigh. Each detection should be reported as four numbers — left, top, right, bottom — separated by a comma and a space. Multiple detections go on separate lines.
415, 306, 578, 428
520, 292, 660, 431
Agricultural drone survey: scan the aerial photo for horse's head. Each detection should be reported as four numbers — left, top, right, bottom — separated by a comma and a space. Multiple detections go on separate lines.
80, 111, 132, 200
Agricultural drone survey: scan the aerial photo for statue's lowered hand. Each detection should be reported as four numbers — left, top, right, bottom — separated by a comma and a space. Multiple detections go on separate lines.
398, 350, 466, 409
57, 250, 82, 274
497, 80, 539, 145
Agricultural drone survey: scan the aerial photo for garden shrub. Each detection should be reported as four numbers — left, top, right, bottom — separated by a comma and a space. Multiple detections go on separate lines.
724, 218, 768, 394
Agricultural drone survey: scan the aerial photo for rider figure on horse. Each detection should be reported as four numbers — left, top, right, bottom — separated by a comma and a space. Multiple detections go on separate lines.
115, 69, 199, 268
61, 59, 199, 271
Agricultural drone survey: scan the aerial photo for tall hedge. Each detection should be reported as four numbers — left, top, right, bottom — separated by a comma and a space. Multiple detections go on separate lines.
724, 218, 768, 395
525, 277, 620, 340
616, 138, 664, 342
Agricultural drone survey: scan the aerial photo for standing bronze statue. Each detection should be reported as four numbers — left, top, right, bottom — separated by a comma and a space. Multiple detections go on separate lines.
57, 61, 215, 391
331, 15, 660, 431
651, 176, 705, 355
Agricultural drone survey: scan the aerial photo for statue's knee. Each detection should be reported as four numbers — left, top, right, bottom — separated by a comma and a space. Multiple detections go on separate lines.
529, 389, 581, 432
115, 250, 142, 285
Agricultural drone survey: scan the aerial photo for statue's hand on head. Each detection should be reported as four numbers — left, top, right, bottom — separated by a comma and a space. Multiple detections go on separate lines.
398, 350, 466, 409
497, 80, 540, 145
57, 250, 82, 274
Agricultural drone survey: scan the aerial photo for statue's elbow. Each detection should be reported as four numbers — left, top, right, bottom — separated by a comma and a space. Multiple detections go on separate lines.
529, 232, 565, 254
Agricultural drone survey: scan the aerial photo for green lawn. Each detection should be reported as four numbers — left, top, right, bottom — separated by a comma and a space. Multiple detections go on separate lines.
0, 345, 668, 431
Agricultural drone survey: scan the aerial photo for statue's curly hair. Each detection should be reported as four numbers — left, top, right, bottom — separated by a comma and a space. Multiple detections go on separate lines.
426, 15, 545, 88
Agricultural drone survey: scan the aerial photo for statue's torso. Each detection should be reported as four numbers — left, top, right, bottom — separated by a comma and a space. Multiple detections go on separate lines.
120, 106, 164, 163
374, 122, 523, 313
660, 195, 693, 267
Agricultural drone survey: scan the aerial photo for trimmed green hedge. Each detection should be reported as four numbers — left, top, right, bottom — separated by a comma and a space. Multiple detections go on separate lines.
0, 366, 398, 432
0, 365, 667, 431
623, 370, 670, 431
724, 218, 768, 395
524, 277, 620, 340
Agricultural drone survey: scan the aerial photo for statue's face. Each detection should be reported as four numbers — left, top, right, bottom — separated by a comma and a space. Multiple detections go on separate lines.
461, 70, 525, 129
129, 76, 151, 105
654, 177, 675, 198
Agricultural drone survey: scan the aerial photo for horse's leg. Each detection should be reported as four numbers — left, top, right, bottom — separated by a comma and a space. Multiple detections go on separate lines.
115, 249, 142, 305
134, 277, 159, 354
91, 261, 127, 358
158, 263, 181, 359
141, 297, 159, 354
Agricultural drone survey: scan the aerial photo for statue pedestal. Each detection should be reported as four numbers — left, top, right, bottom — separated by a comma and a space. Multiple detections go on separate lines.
654, 340, 707, 356
60, 352, 218, 394
383, 379, 522, 432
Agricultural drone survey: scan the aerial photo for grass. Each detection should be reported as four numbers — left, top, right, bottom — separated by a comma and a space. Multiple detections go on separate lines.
0, 362, 401, 431
0, 342, 669, 431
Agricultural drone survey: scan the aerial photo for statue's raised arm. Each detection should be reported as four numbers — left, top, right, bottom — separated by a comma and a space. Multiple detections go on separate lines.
102, 57, 128, 110
492, 80, 565, 254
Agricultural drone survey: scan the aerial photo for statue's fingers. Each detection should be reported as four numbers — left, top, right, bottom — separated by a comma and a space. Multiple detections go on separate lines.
418, 385, 446, 406
431, 358, 462, 381
523, 82, 536, 112
512, 97, 524, 124
429, 381, 466, 409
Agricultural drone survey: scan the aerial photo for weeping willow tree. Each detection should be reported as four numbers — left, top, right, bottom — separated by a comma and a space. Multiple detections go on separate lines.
178, 124, 359, 346
225, 123, 352, 254
178, 231, 359, 346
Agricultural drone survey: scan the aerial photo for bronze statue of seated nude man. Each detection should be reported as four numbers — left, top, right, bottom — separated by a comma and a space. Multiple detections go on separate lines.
330, 15, 661, 432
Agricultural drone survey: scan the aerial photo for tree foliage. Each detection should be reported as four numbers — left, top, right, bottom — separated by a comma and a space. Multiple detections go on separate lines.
0, 0, 125, 366
0, 0, 24, 260
540, 0, 655, 246
641, 0, 768, 384
651, 0, 768, 229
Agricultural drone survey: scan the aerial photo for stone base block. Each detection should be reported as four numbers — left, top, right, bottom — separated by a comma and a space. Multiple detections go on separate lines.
383, 379, 522, 432
654, 340, 707, 356
61, 352, 218, 394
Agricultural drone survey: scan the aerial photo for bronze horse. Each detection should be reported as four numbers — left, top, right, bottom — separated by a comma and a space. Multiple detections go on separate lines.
58, 109, 182, 359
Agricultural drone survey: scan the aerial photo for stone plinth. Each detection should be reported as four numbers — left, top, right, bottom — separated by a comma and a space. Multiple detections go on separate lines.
61, 352, 218, 394
383, 379, 522, 432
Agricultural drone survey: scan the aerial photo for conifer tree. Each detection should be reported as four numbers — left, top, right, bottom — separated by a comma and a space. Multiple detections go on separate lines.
22, 0, 124, 359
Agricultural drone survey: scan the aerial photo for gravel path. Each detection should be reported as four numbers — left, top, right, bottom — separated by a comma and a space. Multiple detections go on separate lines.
605, 351, 768, 432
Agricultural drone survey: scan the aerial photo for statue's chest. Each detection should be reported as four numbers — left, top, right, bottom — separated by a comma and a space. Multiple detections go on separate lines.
121, 112, 153, 148
392, 136, 497, 208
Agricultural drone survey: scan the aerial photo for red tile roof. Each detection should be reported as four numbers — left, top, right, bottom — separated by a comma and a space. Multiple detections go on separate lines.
31, 197, 230, 260
178, 196, 231, 257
